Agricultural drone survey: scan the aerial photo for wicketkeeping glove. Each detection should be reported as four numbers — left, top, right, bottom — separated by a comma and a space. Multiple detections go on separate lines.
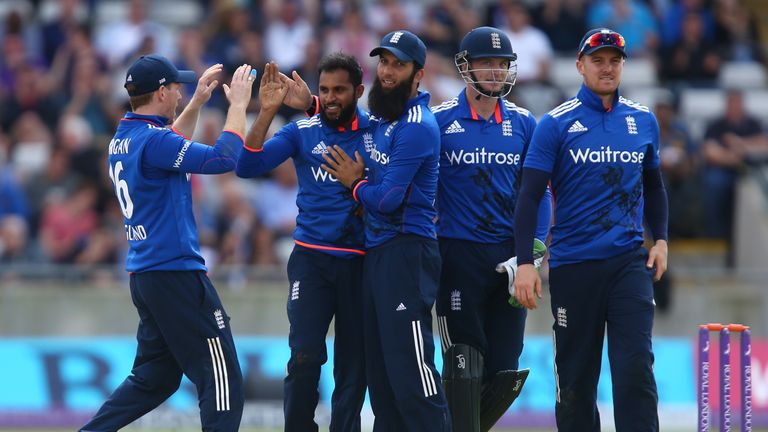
495, 238, 547, 308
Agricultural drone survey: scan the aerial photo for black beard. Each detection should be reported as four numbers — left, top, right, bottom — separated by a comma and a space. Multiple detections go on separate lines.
320, 101, 358, 129
368, 72, 415, 122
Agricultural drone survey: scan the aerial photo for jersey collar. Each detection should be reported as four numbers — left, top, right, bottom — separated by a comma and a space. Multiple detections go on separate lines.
404, 90, 431, 112
121, 112, 169, 127
577, 83, 620, 112
459, 88, 506, 123
321, 106, 371, 132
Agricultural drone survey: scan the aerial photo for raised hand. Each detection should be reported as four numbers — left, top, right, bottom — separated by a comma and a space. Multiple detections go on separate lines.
223, 64, 255, 109
278, 70, 313, 111
190, 63, 223, 107
259, 62, 289, 113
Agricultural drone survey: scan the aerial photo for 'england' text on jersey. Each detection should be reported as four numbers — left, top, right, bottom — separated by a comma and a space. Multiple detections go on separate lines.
444, 148, 521, 166
108, 138, 131, 155
125, 224, 147, 241
569, 146, 645, 164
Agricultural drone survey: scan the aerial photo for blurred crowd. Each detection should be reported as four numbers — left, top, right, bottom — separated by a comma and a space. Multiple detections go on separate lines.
1, 0, 767, 277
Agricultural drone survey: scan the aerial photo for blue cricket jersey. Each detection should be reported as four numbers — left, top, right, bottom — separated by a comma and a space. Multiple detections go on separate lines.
523, 84, 661, 267
432, 90, 551, 243
352, 91, 440, 248
236, 107, 374, 256
108, 112, 242, 272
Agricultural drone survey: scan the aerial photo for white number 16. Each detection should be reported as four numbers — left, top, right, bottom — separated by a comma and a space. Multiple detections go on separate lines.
108, 161, 134, 219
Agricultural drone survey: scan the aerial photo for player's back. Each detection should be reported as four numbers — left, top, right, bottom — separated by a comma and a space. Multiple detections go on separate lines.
108, 113, 206, 273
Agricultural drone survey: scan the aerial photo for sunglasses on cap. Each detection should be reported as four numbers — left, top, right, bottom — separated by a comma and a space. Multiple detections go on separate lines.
579, 31, 626, 58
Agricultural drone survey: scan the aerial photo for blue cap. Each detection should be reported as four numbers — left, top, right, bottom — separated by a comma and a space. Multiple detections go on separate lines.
370, 30, 427, 68
577, 28, 627, 59
124, 54, 196, 96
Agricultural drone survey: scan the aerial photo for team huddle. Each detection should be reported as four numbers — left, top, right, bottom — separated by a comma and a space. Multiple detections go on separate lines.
82, 25, 668, 432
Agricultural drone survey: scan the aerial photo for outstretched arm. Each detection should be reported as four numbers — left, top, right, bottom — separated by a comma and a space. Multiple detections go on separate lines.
221, 64, 256, 138
172, 63, 224, 139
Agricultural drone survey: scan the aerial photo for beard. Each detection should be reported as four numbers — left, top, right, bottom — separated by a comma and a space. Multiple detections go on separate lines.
320, 101, 358, 129
368, 70, 417, 122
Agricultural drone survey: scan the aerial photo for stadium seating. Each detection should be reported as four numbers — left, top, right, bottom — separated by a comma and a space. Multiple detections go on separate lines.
718, 61, 767, 90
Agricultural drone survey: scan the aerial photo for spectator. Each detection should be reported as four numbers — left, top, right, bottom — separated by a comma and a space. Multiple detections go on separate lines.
38, 180, 99, 263
499, 1, 554, 85
701, 90, 768, 255
94, 0, 174, 68
62, 53, 118, 136
421, 0, 479, 59
176, 27, 218, 99
264, 0, 313, 73
250, 160, 299, 266
204, 4, 252, 70
532, 0, 589, 54
656, 92, 702, 238
1, 63, 63, 131
212, 176, 257, 268
0, 134, 28, 224
9, 111, 54, 184
713, 0, 764, 63
658, 12, 721, 86
0, 215, 29, 264
660, 0, 715, 48
364, 0, 424, 35
0, 130, 30, 263
40, 0, 86, 66
324, 6, 379, 78
588, 0, 659, 57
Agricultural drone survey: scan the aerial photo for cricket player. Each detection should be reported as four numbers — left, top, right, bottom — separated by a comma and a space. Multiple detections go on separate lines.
431, 27, 552, 432
514, 28, 668, 431
322, 30, 451, 431
235, 55, 369, 432
81, 55, 254, 431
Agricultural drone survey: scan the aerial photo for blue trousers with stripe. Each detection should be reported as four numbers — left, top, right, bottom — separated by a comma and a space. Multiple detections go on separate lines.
363, 234, 451, 432
435, 238, 527, 374
549, 247, 659, 432
284, 246, 366, 432
80, 271, 244, 432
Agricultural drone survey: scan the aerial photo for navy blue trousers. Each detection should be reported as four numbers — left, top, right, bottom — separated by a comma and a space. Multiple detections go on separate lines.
435, 238, 527, 376
363, 235, 451, 432
81, 271, 244, 432
284, 246, 366, 432
549, 247, 659, 432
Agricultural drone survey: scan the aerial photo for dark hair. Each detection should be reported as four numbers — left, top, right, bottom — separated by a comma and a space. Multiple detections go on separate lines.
318, 52, 363, 87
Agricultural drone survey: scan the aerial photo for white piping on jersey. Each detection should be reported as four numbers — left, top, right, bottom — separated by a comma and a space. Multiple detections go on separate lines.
412, 320, 438, 397
207, 337, 231, 411
297, 117, 322, 129
619, 96, 650, 112
549, 99, 581, 118
407, 105, 423, 123
504, 101, 531, 116
437, 315, 453, 354
430, 98, 459, 113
